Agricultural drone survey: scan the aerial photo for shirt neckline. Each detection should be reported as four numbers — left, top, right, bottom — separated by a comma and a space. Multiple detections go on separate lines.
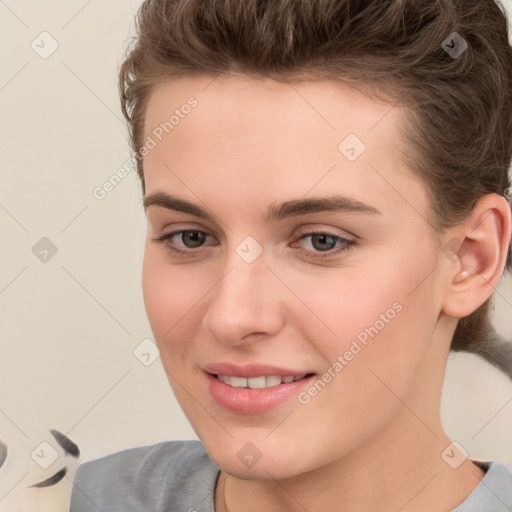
207, 460, 511, 512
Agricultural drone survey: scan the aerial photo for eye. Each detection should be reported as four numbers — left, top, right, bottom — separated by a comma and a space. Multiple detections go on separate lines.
154, 230, 215, 254
293, 231, 356, 260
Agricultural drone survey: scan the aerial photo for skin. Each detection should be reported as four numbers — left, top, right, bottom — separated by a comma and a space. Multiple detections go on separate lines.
141, 75, 511, 512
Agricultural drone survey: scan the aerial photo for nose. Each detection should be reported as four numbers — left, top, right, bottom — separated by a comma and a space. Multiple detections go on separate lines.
201, 250, 284, 347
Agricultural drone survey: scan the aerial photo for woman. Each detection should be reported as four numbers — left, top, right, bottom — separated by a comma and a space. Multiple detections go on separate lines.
70, 0, 512, 510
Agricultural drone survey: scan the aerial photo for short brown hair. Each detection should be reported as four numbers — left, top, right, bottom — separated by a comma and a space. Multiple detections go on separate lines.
119, 0, 512, 375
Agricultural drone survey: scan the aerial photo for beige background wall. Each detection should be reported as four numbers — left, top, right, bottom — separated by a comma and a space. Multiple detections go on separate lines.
0, 0, 511, 499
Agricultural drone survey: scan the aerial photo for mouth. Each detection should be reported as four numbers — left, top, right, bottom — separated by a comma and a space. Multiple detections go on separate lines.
213, 373, 314, 389
204, 370, 317, 414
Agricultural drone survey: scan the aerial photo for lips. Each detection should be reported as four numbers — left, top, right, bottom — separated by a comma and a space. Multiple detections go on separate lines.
203, 362, 317, 414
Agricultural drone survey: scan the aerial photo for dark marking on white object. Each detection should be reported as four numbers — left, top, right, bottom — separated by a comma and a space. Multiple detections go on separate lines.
49, 429, 80, 458
0, 440, 6, 469
28, 467, 67, 488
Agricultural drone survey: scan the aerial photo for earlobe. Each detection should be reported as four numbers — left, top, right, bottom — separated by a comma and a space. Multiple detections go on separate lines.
442, 193, 512, 318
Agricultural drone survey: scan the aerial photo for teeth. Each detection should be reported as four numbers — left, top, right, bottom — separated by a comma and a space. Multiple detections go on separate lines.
217, 374, 309, 388
230, 376, 248, 388
218, 374, 233, 386
247, 376, 266, 389
266, 375, 282, 387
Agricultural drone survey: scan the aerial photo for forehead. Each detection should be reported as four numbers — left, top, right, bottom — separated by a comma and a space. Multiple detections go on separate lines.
145, 74, 403, 145
142, 75, 427, 222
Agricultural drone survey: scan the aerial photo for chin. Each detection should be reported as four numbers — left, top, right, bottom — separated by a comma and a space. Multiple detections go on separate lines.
201, 434, 314, 481
215, 453, 304, 481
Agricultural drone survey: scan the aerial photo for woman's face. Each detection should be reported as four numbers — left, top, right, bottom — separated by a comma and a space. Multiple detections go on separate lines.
141, 75, 453, 479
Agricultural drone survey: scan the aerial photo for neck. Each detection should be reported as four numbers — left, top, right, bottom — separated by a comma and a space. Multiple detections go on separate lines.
215, 412, 486, 512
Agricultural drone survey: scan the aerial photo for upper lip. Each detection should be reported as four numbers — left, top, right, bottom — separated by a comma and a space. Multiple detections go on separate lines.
203, 362, 314, 378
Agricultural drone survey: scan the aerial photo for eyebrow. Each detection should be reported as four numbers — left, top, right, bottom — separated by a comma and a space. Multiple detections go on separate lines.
143, 191, 381, 222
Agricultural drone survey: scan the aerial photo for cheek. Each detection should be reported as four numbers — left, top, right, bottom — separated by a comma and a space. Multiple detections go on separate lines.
141, 249, 200, 352
278, 249, 440, 391
285, 272, 438, 449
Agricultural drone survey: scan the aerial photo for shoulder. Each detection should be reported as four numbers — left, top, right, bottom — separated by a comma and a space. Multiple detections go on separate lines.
483, 461, 512, 501
452, 460, 512, 511
69, 439, 220, 512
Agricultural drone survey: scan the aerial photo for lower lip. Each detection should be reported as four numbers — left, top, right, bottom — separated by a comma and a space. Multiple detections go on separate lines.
205, 372, 316, 414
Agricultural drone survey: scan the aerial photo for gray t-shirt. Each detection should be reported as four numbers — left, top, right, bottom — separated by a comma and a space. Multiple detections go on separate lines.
69, 440, 512, 511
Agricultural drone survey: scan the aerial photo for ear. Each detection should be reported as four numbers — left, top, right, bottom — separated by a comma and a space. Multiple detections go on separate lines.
441, 193, 512, 318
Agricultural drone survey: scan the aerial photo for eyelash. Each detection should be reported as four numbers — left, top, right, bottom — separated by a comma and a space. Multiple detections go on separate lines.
153, 230, 356, 261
